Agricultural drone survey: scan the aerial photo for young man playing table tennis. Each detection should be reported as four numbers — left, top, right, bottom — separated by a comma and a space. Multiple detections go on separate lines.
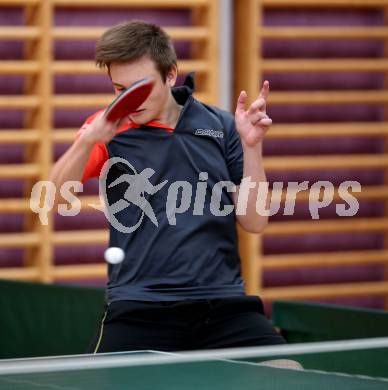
50, 20, 285, 352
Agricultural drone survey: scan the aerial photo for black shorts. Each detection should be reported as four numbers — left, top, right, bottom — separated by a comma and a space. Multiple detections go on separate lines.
88, 296, 285, 353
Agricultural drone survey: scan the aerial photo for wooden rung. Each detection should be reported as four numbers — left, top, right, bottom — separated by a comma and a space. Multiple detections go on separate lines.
0, 130, 39, 144
0, 198, 30, 213
6, 187, 385, 215
0, 164, 39, 179
264, 154, 388, 171
58, 122, 382, 143
262, 0, 388, 7
52, 59, 208, 75
53, 230, 108, 245
52, 61, 104, 75
261, 27, 388, 40
54, 93, 207, 108
261, 281, 388, 301
53, 0, 207, 6
0, 0, 40, 5
165, 26, 209, 41
264, 218, 388, 236
0, 61, 39, 75
37, 196, 102, 213
54, 196, 103, 212
53, 264, 107, 279
0, 27, 40, 40
53, 94, 112, 108
263, 249, 388, 270
53, 27, 106, 40
178, 60, 208, 73
53, 26, 209, 41
0, 233, 40, 248
269, 91, 388, 105
354, 186, 388, 200
271, 185, 388, 203
0, 267, 40, 281
52, 129, 76, 143
79, 196, 104, 211
262, 59, 388, 73
0, 96, 39, 109
268, 122, 388, 139
0, 196, 101, 214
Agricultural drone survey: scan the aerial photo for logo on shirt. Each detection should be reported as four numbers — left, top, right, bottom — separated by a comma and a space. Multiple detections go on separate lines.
195, 128, 224, 139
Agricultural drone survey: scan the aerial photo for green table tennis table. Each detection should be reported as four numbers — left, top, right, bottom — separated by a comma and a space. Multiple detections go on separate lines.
1, 337, 388, 390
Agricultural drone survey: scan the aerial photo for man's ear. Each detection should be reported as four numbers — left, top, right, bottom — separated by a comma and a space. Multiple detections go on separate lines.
166, 64, 178, 87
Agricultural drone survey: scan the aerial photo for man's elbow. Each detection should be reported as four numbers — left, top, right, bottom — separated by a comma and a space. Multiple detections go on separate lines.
239, 217, 269, 234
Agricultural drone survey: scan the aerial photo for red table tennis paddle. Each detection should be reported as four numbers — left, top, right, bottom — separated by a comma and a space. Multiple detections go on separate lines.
104, 77, 155, 122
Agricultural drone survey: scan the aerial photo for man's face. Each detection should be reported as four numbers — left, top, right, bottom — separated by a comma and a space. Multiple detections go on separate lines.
109, 57, 177, 125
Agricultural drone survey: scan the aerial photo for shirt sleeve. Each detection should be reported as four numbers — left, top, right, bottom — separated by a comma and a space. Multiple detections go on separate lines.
222, 112, 244, 186
75, 112, 109, 183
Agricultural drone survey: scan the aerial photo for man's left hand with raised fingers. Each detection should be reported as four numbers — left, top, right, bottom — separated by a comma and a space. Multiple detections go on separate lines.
232, 81, 272, 234
235, 80, 272, 147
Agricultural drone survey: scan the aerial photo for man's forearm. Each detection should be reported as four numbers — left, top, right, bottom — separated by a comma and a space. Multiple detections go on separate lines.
233, 81, 272, 233
49, 138, 95, 208
236, 141, 269, 233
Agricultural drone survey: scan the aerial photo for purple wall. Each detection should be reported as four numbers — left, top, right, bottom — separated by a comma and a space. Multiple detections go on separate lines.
261, 7, 386, 309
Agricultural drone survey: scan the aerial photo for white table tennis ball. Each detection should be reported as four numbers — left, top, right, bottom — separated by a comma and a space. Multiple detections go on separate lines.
104, 247, 125, 264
